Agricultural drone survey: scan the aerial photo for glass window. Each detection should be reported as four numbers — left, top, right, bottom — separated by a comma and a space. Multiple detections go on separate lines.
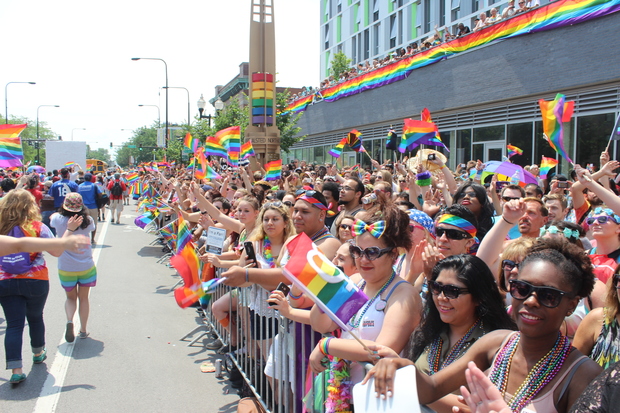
324, 23, 330, 50
373, 23, 380, 56
534, 120, 568, 174
507, 122, 533, 167
390, 15, 397, 48
576, 113, 617, 167
373, 0, 380, 22
452, 0, 461, 8
314, 146, 325, 164
472, 0, 479, 12
456, 129, 472, 164
364, 29, 370, 60
440, 0, 446, 27
352, 36, 358, 63
398, 11, 403, 45
473, 125, 504, 142
424, 0, 431, 33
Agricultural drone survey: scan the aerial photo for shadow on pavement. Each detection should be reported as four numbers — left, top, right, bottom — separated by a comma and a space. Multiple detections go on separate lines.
71, 338, 104, 360
136, 246, 165, 258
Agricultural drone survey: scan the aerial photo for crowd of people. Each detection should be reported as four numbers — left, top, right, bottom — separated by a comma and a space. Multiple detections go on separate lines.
287, 0, 543, 105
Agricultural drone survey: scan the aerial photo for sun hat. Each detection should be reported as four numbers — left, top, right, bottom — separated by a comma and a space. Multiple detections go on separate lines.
63, 193, 84, 213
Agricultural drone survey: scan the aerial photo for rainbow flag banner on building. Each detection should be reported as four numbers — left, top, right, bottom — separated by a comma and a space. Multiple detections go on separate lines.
539, 93, 574, 163
540, 156, 559, 178
400, 119, 447, 153
264, 159, 282, 181
215, 126, 241, 167
283, 0, 620, 115
507, 144, 523, 158
282, 233, 368, 331
0, 124, 27, 168
241, 140, 256, 159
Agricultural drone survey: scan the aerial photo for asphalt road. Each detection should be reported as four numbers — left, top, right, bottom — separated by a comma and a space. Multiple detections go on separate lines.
0, 206, 239, 412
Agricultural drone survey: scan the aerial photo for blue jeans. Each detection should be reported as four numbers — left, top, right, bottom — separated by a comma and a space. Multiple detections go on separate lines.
0, 279, 49, 369
41, 210, 56, 236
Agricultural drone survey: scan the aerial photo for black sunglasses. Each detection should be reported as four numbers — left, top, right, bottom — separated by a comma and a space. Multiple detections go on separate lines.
429, 280, 470, 299
436, 227, 471, 240
502, 259, 520, 272
502, 196, 521, 202
340, 224, 352, 230
509, 279, 573, 308
586, 216, 618, 225
283, 201, 293, 207
349, 245, 393, 261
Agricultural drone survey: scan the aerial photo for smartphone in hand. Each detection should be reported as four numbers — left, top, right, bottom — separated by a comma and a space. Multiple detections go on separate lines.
268, 282, 291, 307
243, 241, 258, 267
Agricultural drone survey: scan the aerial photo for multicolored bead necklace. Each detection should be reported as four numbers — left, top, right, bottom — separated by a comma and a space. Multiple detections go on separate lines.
263, 235, 275, 268
488, 332, 572, 412
310, 226, 332, 243
349, 271, 396, 329
427, 318, 482, 375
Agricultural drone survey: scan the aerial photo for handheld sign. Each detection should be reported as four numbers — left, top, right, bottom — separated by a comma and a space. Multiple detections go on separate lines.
206, 226, 227, 255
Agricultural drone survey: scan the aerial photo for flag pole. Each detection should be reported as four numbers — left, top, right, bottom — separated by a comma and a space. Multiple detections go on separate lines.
605, 114, 620, 153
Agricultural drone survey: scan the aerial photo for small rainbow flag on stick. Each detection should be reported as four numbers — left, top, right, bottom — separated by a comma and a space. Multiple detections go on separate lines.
282, 233, 368, 332
171, 243, 205, 308
328, 136, 347, 158
215, 126, 241, 167
539, 156, 559, 179
176, 217, 193, 253
0, 124, 26, 168
205, 136, 227, 158
347, 129, 366, 153
64, 161, 78, 168
399, 119, 447, 153
539, 94, 574, 164
241, 140, 256, 159
183, 133, 198, 152
506, 144, 523, 159
264, 159, 282, 181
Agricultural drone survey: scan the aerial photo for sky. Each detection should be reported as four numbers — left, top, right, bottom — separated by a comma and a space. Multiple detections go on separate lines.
2, 0, 319, 152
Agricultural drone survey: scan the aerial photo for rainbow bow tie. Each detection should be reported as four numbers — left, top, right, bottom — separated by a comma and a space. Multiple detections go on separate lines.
351, 219, 386, 238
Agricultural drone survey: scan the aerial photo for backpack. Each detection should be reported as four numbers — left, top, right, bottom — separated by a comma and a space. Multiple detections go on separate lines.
0, 226, 38, 274
110, 180, 123, 197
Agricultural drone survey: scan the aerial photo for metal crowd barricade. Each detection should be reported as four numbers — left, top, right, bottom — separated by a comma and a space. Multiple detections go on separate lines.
196, 276, 328, 413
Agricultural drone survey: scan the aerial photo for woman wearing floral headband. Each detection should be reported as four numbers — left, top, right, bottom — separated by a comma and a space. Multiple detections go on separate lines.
309, 202, 421, 392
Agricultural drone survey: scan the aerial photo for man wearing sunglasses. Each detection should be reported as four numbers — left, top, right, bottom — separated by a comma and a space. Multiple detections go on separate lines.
330, 177, 365, 236
490, 184, 525, 240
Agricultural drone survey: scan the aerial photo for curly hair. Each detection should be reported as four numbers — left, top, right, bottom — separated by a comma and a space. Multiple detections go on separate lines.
409, 254, 516, 362
452, 183, 494, 240
522, 238, 595, 298
0, 189, 41, 235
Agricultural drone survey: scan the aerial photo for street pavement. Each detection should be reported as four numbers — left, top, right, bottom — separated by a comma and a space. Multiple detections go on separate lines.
0, 205, 239, 412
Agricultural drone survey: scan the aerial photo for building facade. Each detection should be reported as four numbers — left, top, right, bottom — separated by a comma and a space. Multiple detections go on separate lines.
287, 3, 620, 175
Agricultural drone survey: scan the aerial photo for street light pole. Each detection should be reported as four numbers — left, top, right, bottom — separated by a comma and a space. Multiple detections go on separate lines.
163, 86, 190, 127
132, 57, 168, 148
72, 128, 86, 141
36, 105, 59, 165
5, 81, 36, 124
138, 104, 161, 127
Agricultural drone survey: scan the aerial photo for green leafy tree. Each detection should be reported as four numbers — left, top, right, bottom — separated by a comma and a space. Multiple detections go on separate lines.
328, 51, 352, 80
86, 147, 111, 164
276, 90, 305, 153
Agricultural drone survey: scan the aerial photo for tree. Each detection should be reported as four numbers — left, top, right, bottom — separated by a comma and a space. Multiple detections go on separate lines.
276, 90, 305, 152
328, 51, 352, 80
86, 147, 111, 164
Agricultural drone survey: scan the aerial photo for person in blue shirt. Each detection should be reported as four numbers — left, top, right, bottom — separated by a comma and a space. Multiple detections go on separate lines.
49, 168, 78, 209
77, 173, 100, 243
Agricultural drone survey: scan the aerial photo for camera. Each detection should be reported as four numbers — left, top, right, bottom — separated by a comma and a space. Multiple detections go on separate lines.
362, 193, 377, 204
427, 154, 436, 161
557, 181, 569, 189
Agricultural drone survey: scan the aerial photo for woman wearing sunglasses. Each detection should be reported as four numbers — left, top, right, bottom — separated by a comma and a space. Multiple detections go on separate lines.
409, 254, 516, 412
309, 203, 421, 387
337, 215, 356, 243
364, 238, 602, 412
586, 208, 620, 285
574, 266, 620, 369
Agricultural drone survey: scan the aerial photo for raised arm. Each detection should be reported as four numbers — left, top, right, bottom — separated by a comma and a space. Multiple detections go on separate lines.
476, 200, 525, 271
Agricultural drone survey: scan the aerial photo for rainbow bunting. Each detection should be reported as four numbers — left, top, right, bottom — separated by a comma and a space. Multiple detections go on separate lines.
205, 136, 228, 157
507, 144, 523, 158
264, 159, 282, 181
0, 124, 26, 168
241, 140, 256, 159
176, 217, 193, 254
171, 243, 205, 308
282, 233, 368, 331
539, 93, 574, 163
215, 126, 241, 167
283, 0, 620, 114
399, 119, 447, 153
329, 136, 347, 158
539, 156, 559, 178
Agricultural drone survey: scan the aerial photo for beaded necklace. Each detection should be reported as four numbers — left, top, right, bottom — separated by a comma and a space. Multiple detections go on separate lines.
488, 332, 572, 412
310, 226, 331, 243
349, 271, 396, 329
263, 235, 275, 268
427, 318, 482, 375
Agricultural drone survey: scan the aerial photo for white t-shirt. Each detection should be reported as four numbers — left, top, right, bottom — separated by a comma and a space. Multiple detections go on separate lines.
50, 213, 95, 271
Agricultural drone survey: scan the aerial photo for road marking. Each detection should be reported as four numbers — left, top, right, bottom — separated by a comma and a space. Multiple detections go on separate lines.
33, 219, 109, 413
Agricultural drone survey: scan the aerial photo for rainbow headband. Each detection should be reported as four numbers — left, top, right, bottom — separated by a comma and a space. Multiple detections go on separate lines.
297, 194, 328, 210
437, 214, 477, 239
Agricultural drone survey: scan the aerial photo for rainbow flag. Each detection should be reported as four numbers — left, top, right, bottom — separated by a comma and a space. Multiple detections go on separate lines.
183, 132, 198, 152
176, 217, 193, 254
264, 159, 282, 181
283, 94, 314, 114
64, 161, 78, 168
282, 0, 620, 114
399, 119, 447, 153
126, 172, 140, 184
347, 129, 366, 153
194, 147, 208, 179
134, 210, 158, 229
205, 136, 227, 157
241, 140, 256, 159
171, 243, 205, 308
421, 108, 442, 141
0, 124, 26, 168
215, 126, 241, 167
282, 233, 368, 331
159, 220, 179, 251
506, 144, 523, 158
328, 136, 347, 158
539, 94, 574, 163
204, 164, 222, 180
186, 158, 195, 171
539, 156, 559, 178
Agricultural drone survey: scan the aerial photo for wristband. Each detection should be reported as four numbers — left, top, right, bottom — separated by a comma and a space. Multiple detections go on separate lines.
288, 290, 303, 300
502, 216, 515, 225
319, 337, 332, 356
245, 269, 249, 283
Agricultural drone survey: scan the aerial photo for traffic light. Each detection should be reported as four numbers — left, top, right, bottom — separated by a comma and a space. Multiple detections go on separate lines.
139, 144, 143, 151
110, 142, 113, 148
